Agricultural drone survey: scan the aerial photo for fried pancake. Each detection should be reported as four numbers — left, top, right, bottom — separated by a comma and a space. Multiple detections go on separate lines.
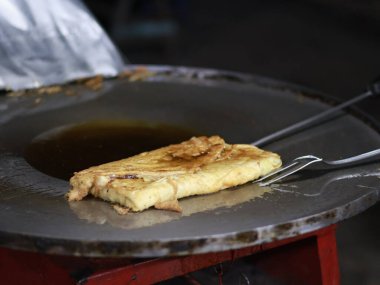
67, 136, 281, 212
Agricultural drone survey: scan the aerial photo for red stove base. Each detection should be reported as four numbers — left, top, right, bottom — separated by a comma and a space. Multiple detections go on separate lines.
0, 225, 339, 285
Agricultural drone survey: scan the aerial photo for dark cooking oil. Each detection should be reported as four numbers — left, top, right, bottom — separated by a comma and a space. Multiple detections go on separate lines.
24, 120, 199, 181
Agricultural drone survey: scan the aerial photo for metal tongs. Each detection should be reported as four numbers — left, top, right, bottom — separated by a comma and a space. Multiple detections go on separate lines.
253, 79, 380, 186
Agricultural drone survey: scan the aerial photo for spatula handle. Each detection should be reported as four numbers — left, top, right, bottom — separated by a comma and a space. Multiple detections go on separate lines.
368, 77, 380, 97
252, 90, 375, 147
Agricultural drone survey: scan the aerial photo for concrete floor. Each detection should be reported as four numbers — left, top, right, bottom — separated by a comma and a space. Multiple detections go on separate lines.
90, 1, 380, 283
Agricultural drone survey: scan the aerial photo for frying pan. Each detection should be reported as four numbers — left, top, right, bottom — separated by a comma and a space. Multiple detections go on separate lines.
0, 66, 379, 257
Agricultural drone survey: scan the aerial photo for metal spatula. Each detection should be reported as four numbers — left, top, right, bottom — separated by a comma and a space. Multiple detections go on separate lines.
252, 78, 380, 186
0, 0, 125, 91
256, 149, 380, 186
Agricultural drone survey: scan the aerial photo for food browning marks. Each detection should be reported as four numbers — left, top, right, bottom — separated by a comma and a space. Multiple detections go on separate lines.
24, 120, 198, 181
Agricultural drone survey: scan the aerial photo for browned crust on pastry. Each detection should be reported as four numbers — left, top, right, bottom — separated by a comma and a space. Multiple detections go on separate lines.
113, 204, 130, 215
154, 199, 182, 212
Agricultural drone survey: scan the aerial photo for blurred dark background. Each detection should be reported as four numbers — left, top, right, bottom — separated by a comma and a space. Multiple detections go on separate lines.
85, 1, 380, 284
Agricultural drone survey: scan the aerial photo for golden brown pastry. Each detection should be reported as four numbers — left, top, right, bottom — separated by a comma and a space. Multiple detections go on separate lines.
67, 136, 281, 213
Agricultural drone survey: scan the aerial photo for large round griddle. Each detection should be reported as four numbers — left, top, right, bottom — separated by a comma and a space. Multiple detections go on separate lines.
0, 66, 379, 257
